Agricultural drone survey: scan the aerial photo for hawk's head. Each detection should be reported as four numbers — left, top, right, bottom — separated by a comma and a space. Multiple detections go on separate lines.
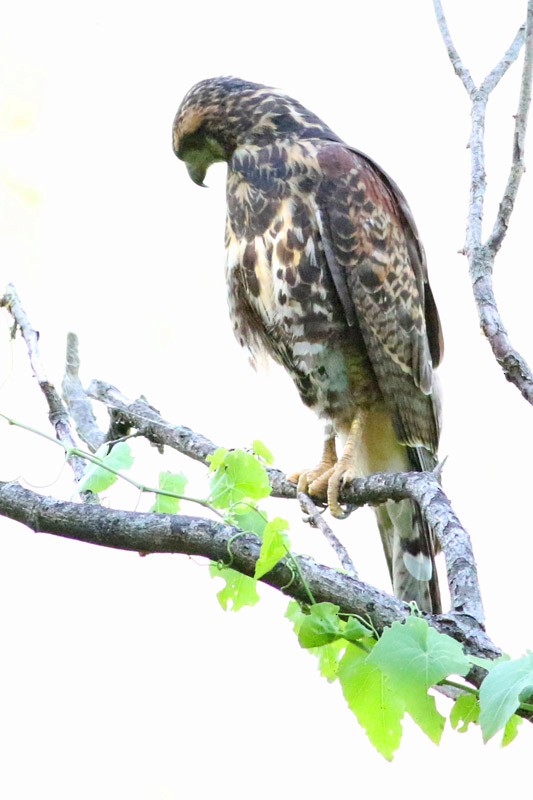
173, 76, 338, 186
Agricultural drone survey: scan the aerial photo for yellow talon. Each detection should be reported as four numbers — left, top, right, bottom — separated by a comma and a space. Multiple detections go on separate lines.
288, 433, 338, 502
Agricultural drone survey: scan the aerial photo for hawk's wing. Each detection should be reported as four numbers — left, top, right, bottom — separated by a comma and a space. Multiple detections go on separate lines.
314, 142, 442, 466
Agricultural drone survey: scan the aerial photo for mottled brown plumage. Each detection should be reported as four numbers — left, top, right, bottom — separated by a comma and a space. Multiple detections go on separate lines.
173, 77, 443, 612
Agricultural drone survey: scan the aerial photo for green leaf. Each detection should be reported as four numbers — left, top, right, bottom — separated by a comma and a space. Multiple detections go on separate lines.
449, 694, 479, 733
368, 616, 470, 744
502, 714, 522, 747
313, 639, 346, 682
209, 449, 271, 508
338, 644, 405, 761
254, 517, 290, 579
251, 439, 274, 465
77, 442, 134, 494
285, 601, 345, 682
478, 652, 533, 742
209, 564, 260, 611
297, 602, 343, 649
207, 447, 228, 472
285, 599, 304, 629
151, 471, 187, 513
468, 654, 510, 672
230, 504, 267, 536
343, 616, 374, 644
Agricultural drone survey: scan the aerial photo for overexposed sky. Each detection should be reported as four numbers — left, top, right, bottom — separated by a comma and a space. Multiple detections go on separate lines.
1, 1, 532, 797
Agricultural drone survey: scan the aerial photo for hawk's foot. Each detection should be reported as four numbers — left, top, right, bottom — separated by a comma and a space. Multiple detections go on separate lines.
289, 464, 337, 501
324, 416, 363, 518
287, 434, 338, 503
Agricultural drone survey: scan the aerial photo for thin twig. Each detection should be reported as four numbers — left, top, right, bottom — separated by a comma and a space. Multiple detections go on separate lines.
87, 380, 220, 463
0, 285, 89, 485
487, 10, 533, 252
297, 491, 358, 579
62, 333, 106, 452
433, 0, 476, 96
481, 24, 527, 95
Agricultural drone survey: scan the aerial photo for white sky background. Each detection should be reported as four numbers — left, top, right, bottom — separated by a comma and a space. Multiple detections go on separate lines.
0, 0, 532, 796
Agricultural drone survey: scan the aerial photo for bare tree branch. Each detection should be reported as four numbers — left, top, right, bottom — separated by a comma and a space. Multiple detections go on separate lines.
433, 1, 533, 404
341, 470, 485, 626
0, 285, 89, 484
62, 333, 106, 452
87, 379, 220, 464
0, 290, 486, 637
297, 491, 358, 579
82, 372, 484, 625
0, 479, 500, 672
432, 0, 476, 95
487, 10, 533, 252
85, 378, 297, 498
481, 24, 527, 95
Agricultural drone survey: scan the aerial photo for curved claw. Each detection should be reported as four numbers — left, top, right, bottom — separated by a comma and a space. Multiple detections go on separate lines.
326, 464, 358, 519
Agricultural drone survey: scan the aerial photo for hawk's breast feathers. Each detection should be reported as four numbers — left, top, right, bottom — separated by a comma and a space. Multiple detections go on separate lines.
222, 131, 441, 456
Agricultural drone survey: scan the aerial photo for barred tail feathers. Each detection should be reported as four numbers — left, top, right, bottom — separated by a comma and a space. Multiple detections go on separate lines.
375, 499, 441, 614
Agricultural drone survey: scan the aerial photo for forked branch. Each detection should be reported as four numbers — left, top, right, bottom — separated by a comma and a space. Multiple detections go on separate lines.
433, 0, 533, 403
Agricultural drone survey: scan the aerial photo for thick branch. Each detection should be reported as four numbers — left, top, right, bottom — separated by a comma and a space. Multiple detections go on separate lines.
0, 479, 500, 670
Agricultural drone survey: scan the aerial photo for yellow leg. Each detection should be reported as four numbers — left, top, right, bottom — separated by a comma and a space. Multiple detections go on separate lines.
288, 431, 338, 499
326, 415, 364, 518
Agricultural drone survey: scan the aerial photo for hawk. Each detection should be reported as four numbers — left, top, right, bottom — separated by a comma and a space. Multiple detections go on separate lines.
173, 77, 443, 613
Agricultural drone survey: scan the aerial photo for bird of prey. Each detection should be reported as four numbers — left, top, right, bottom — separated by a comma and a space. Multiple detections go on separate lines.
173, 77, 443, 613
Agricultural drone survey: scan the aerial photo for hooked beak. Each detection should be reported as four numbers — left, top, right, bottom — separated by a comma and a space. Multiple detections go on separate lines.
185, 161, 207, 187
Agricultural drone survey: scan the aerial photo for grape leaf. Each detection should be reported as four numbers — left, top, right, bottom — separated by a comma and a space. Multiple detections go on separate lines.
151, 471, 187, 513
297, 602, 343, 649
502, 714, 522, 747
254, 517, 290, 579
468, 654, 510, 671
207, 447, 228, 472
209, 564, 259, 611
449, 693, 479, 733
77, 442, 133, 494
252, 439, 274, 465
285, 601, 346, 681
338, 644, 405, 761
231, 504, 267, 536
368, 616, 469, 743
478, 652, 533, 742
312, 639, 346, 682
209, 449, 271, 508
285, 600, 303, 627
343, 616, 374, 644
